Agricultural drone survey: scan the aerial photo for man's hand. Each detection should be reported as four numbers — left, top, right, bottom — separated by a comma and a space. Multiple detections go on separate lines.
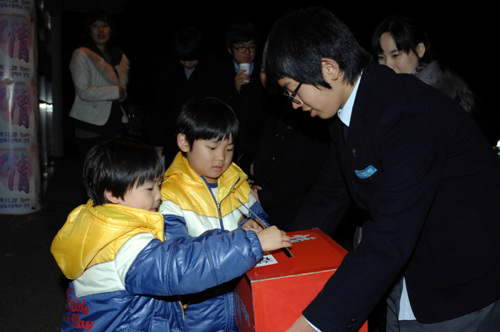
234, 69, 250, 92
286, 315, 317, 332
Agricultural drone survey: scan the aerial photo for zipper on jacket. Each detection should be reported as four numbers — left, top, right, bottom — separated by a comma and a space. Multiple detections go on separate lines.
202, 176, 241, 231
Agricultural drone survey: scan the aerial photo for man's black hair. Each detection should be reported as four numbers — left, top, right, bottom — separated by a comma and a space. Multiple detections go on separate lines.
174, 26, 205, 61
263, 7, 372, 88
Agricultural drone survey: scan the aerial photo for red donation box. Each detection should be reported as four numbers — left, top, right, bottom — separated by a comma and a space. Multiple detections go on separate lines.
234, 228, 368, 331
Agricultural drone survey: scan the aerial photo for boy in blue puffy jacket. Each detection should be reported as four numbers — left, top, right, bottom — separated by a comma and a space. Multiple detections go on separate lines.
51, 138, 290, 331
159, 97, 274, 331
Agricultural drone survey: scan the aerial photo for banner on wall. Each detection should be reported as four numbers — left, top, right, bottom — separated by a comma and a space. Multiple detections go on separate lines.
0, 0, 41, 214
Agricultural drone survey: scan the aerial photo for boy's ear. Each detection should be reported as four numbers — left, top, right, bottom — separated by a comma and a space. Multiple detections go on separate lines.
104, 190, 120, 204
177, 133, 190, 153
321, 58, 341, 82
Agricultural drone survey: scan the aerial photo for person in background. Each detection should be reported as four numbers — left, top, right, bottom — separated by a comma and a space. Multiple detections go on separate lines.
215, 22, 265, 174
249, 66, 331, 231
371, 15, 475, 114
150, 26, 218, 166
51, 137, 290, 332
68, 11, 129, 162
159, 97, 284, 331
264, 7, 500, 331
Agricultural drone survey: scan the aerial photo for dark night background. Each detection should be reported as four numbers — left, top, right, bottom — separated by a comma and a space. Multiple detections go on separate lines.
60, 2, 500, 148
1, 2, 498, 331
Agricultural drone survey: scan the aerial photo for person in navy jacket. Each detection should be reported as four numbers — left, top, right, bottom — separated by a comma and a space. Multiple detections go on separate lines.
263, 7, 500, 332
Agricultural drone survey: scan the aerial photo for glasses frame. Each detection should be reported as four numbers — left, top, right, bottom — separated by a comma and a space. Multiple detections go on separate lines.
283, 83, 302, 105
232, 45, 257, 53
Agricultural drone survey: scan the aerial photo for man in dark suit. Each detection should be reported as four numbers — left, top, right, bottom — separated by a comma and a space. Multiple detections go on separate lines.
214, 21, 266, 175
150, 26, 218, 166
263, 7, 500, 332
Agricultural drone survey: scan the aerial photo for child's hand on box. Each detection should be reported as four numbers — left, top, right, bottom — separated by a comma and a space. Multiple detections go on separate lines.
256, 226, 291, 252
242, 219, 264, 231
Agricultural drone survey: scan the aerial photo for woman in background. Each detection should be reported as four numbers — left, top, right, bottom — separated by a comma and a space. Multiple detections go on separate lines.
69, 11, 129, 161
372, 16, 475, 114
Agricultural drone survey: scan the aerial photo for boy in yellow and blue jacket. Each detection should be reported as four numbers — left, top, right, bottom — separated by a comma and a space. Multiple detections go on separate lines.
159, 97, 269, 331
51, 138, 290, 331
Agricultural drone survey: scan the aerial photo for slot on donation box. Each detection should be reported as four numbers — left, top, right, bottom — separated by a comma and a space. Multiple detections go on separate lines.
234, 228, 368, 331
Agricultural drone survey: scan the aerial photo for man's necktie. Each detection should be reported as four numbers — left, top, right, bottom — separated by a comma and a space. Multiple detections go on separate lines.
342, 122, 348, 143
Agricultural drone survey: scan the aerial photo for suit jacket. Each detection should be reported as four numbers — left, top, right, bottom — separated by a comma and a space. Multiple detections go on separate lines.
69, 47, 129, 126
214, 58, 266, 174
149, 55, 219, 164
293, 65, 500, 331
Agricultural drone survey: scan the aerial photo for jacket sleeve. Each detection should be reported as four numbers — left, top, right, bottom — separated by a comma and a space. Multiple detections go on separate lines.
239, 192, 270, 227
121, 228, 263, 296
162, 213, 191, 244
69, 48, 121, 102
114, 54, 130, 88
159, 199, 202, 244
302, 83, 457, 331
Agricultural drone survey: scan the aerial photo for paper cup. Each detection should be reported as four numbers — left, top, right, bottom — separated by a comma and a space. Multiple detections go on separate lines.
240, 63, 250, 74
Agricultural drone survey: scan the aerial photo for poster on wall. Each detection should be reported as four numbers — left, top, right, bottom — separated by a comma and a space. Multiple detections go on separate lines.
0, 81, 38, 145
0, 0, 40, 214
0, 146, 41, 213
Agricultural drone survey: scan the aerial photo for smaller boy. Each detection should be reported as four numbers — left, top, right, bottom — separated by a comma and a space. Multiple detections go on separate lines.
159, 97, 275, 331
51, 138, 290, 332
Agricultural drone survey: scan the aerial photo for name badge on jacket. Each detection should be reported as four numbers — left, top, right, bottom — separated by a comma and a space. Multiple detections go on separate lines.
355, 165, 378, 179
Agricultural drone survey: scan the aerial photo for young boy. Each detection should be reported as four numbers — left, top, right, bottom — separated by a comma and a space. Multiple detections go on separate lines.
158, 97, 270, 331
51, 138, 290, 331
264, 7, 500, 332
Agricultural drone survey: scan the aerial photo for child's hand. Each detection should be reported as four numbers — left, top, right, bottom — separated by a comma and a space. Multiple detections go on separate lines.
256, 226, 291, 252
178, 296, 189, 309
242, 219, 264, 231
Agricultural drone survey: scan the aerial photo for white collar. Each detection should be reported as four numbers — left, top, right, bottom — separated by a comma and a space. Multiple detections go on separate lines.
337, 73, 362, 127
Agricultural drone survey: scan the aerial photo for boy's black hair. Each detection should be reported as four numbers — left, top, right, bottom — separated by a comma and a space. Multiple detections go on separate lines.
177, 97, 239, 149
263, 7, 372, 87
84, 138, 164, 206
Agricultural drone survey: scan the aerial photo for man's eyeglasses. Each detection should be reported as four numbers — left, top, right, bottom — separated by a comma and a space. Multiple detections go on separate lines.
233, 45, 257, 53
283, 83, 302, 105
